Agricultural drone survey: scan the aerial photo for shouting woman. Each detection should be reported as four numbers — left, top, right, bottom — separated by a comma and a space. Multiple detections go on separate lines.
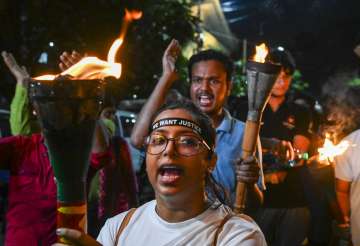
55, 99, 265, 246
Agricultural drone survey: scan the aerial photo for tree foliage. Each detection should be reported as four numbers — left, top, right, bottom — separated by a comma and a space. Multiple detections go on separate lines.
0, 0, 197, 102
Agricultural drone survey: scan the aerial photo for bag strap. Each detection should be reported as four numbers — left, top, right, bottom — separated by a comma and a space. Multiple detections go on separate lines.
114, 208, 137, 246
212, 213, 233, 246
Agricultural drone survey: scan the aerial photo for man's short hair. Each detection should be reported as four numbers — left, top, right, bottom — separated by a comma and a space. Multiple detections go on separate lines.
188, 49, 234, 82
267, 47, 296, 76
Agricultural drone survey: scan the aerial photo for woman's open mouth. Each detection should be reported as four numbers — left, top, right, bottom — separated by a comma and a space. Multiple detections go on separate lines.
158, 165, 184, 185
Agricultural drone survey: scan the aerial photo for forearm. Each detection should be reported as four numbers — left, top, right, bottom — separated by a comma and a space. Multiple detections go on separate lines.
336, 191, 351, 223
335, 178, 352, 224
130, 74, 174, 148
92, 122, 110, 154
260, 137, 281, 153
10, 84, 39, 135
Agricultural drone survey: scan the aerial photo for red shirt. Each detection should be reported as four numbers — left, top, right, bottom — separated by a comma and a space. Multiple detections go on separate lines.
0, 133, 111, 246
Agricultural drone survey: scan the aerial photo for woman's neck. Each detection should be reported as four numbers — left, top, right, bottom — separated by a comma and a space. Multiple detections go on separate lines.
155, 195, 208, 223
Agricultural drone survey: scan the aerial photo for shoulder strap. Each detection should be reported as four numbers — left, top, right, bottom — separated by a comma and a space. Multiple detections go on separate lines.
114, 208, 137, 246
212, 213, 233, 246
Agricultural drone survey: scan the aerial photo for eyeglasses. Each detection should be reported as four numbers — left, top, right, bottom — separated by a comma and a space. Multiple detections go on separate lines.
145, 133, 212, 156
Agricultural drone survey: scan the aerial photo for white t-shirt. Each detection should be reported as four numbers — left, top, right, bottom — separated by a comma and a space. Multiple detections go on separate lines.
335, 129, 360, 245
97, 200, 266, 246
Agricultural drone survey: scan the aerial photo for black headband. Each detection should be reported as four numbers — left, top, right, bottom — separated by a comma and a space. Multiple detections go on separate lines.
151, 117, 203, 137
150, 117, 213, 151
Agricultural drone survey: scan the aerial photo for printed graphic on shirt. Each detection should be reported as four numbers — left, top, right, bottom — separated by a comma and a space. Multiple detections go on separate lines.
282, 115, 295, 129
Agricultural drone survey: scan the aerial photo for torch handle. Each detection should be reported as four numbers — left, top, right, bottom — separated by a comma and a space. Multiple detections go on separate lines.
234, 120, 260, 214
57, 201, 87, 244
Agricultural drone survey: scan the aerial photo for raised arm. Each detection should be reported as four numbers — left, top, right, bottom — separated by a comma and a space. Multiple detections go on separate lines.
2, 51, 40, 135
130, 39, 180, 148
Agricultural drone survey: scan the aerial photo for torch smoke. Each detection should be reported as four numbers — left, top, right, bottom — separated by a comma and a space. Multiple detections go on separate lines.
321, 72, 360, 143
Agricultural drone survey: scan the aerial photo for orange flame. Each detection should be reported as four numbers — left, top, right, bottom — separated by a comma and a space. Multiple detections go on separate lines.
252, 43, 269, 63
318, 133, 350, 163
124, 9, 142, 23
35, 9, 142, 81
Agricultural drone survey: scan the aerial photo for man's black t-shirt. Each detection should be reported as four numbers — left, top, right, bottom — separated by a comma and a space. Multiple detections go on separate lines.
261, 101, 311, 141
233, 98, 312, 208
232, 97, 311, 140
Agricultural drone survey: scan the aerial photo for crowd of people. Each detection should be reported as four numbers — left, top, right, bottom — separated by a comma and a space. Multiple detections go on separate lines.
0, 37, 359, 246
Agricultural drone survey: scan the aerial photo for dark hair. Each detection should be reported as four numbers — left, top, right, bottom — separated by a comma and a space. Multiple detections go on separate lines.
150, 99, 231, 206
188, 49, 234, 82
322, 73, 360, 142
267, 47, 296, 75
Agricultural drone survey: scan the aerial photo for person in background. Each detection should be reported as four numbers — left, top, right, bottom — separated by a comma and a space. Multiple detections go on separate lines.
58, 51, 139, 235
323, 77, 360, 245
87, 106, 138, 237
0, 108, 111, 245
0, 51, 110, 245
1, 50, 83, 136
236, 47, 313, 245
2, 51, 40, 135
54, 99, 266, 246
131, 39, 262, 210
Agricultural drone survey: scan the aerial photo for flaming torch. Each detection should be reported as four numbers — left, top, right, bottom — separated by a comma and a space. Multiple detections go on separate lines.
317, 133, 351, 165
28, 10, 141, 244
234, 43, 281, 214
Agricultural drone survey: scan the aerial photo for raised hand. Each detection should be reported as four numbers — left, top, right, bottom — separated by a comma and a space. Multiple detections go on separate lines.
59, 50, 83, 72
1, 51, 30, 86
162, 39, 181, 81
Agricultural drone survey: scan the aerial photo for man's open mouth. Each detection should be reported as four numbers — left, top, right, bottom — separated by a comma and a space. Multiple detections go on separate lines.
197, 93, 214, 107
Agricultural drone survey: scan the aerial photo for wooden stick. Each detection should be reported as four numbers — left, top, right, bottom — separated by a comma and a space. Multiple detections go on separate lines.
234, 120, 260, 213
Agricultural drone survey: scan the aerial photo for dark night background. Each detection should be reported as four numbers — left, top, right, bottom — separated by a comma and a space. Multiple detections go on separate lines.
0, 0, 360, 108
220, 0, 360, 96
